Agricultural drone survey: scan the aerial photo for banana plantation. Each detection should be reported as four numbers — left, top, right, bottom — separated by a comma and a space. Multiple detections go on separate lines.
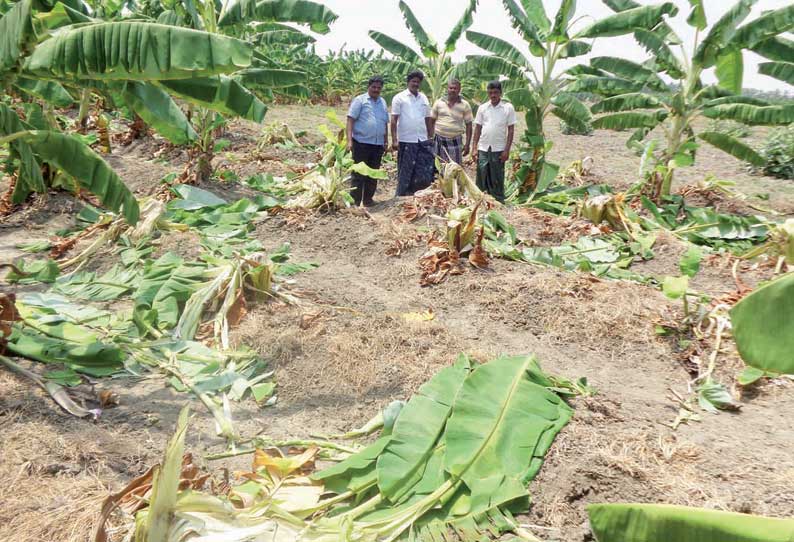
3, 1, 794, 541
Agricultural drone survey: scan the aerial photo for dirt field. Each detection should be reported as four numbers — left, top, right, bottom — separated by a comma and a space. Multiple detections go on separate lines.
1, 103, 793, 542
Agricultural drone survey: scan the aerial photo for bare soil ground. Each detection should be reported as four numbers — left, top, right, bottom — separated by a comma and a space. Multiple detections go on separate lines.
1, 103, 794, 542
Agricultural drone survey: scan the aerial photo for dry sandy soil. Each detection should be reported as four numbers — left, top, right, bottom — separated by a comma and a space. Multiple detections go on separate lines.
1, 103, 794, 542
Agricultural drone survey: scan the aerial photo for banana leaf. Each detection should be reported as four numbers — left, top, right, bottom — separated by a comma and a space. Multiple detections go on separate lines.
591, 93, 662, 114
160, 76, 267, 123
218, 0, 338, 34
698, 131, 763, 166
377, 355, 471, 502
24, 130, 140, 224
24, 22, 252, 81
13, 77, 74, 107
444, 0, 477, 52
577, 3, 678, 38
758, 61, 794, 86
0, 0, 35, 71
124, 82, 197, 145
398, 0, 439, 57
501, 0, 545, 56
588, 503, 794, 542
731, 272, 794, 374
367, 31, 422, 65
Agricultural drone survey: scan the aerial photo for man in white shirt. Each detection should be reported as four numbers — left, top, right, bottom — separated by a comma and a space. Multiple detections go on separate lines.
472, 80, 516, 203
391, 70, 434, 196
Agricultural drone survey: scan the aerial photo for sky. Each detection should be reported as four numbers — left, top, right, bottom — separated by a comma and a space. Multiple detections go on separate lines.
311, 0, 793, 92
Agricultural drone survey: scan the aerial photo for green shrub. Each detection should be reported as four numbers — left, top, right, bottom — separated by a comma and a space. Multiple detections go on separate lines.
560, 119, 593, 136
759, 124, 794, 180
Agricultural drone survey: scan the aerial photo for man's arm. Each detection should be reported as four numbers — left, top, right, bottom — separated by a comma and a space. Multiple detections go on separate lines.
463, 122, 473, 156
426, 116, 435, 140
345, 116, 355, 152
501, 125, 515, 163
471, 123, 482, 162
391, 114, 399, 151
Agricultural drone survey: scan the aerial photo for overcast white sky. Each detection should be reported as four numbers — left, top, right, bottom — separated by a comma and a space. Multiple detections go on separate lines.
312, 0, 792, 92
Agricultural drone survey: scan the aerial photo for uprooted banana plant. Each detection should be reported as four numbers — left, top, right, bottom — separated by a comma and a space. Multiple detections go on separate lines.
419, 201, 488, 286
436, 160, 485, 204
129, 354, 585, 542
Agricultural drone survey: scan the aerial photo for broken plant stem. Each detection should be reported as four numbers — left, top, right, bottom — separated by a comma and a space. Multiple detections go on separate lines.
204, 438, 360, 460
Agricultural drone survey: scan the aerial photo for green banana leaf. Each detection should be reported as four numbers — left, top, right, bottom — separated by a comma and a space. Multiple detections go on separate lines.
559, 40, 592, 58
521, 0, 551, 33
731, 272, 794, 374
463, 55, 525, 81
124, 81, 197, 145
501, 0, 545, 56
160, 76, 267, 123
729, 4, 794, 49
591, 93, 662, 114
0, 0, 35, 72
376, 355, 471, 502
367, 31, 422, 65
590, 56, 668, 91
715, 50, 744, 94
588, 503, 794, 542
218, 0, 338, 34
702, 103, 794, 126
24, 130, 140, 224
567, 76, 645, 96
593, 111, 667, 130
550, 0, 575, 42
0, 103, 45, 203
751, 36, 794, 61
698, 131, 763, 166
24, 22, 252, 81
758, 61, 794, 86
633, 29, 684, 78
443, 0, 477, 52
398, 0, 439, 57
693, 0, 755, 68
443, 355, 573, 486
466, 31, 528, 68
577, 3, 678, 38
13, 77, 74, 107
685, 0, 706, 30
550, 92, 592, 133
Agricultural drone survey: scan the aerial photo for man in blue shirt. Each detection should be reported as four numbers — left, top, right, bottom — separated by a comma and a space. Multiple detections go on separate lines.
346, 76, 389, 206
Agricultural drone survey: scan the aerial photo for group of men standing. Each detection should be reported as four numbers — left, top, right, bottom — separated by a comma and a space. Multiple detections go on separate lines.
345, 71, 516, 206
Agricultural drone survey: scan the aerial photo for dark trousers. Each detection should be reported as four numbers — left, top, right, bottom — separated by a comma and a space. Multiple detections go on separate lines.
351, 139, 384, 205
396, 140, 434, 196
476, 149, 506, 203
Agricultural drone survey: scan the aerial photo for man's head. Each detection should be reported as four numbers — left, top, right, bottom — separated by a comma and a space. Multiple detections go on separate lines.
367, 75, 384, 99
406, 70, 424, 94
487, 80, 502, 105
447, 79, 461, 101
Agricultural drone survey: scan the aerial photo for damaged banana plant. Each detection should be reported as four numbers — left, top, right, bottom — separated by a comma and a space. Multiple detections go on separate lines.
129, 354, 579, 542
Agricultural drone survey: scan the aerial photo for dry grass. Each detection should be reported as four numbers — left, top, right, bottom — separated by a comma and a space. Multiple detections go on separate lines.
0, 374, 146, 542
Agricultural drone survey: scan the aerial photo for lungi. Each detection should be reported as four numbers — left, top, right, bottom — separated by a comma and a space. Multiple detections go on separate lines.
433, 134, 463, 164
396, 140, 434, 196
476, 149, 506, 203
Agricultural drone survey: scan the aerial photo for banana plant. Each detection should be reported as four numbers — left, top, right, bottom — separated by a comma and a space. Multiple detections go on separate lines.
464, 0, 679, 199
577, 1, 794, 200
368, 0, 479, 102
132, 0, 335, 179
1, 0, 253, 222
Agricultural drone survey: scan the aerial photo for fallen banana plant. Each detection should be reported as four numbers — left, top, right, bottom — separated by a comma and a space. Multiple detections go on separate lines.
127, 354, 580, 542
579, 193, 633, 232
258, 122, 301, 148
741, 218, 794, 273
436, 160, 484, 203
419, 202, 489, 286
588, 503, 794, 542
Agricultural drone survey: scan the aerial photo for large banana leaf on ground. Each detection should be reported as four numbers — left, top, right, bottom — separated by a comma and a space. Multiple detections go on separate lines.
218, 0, 338, 33
588, 503, 794, 542
730, 272, 794, 375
